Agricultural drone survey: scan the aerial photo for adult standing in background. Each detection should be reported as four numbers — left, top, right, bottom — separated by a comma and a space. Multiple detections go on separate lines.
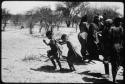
87, 15, 100, 62
78, 15, 89, 61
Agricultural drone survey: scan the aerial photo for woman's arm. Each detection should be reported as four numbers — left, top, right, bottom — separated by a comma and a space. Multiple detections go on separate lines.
43, 39, 49, 46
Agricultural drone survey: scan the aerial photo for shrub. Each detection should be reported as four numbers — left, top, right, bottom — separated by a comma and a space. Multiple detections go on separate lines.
81, 6, 120, 23
22, 54, 41, 62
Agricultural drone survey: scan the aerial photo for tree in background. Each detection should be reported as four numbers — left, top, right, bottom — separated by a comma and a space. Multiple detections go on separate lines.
71, 15, 81, 32
35, 7, 53, 33
25, 9, 38, 34
5, 2, 121, 35
10, 14, 24, 26
70, 2, 89, 29
2, 8, 11, 31
55, 2, 89, 29
25, 6, 58, 34
55, 2, 81, 27
80, 6, 120, 23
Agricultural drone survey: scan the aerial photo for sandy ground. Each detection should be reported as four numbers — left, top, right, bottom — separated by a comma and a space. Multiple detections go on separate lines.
1, 26, 124, 83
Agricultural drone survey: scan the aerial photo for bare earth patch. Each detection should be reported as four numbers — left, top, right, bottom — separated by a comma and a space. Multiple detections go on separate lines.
1, 27, 123, 83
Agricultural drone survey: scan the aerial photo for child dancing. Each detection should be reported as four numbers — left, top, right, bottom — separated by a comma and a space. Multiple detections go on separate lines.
43, 31, 63, 71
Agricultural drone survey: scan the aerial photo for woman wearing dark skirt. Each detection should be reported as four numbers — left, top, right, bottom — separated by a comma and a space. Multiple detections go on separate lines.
78, 15, 89, 60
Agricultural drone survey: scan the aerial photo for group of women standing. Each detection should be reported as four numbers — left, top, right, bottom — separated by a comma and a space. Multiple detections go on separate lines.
78, 14, 124, 83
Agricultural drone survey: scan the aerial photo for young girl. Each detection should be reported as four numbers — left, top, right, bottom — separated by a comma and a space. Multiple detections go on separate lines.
43, 31, 63, 71
59, 34, 82, 71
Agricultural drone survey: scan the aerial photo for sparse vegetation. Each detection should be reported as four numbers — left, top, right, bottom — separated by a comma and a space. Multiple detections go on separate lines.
2, 1, 124, 83
2, 8, 11, 31
80, 6, 120, 23
22, 54, 41, 62
2, 2, 121, 34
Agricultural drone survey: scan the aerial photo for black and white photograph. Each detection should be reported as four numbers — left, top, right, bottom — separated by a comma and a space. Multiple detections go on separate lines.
1, 1, 124, 83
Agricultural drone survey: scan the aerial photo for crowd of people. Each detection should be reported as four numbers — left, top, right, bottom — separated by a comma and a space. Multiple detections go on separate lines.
43, 13, 124, 83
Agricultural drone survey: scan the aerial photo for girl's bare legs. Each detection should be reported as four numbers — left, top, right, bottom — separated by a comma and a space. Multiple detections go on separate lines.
67, 58, 75, 71
50, 58, 56, 69
56, 59, 63, 70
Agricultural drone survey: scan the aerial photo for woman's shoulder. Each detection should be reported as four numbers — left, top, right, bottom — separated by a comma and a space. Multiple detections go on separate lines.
89, 23, 96, 27
66, 40, 72, 45
82, 22, 88, 24
110, 26, 121, 31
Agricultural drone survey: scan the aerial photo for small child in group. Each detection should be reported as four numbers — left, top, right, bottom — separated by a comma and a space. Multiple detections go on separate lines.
58, 34, 78, 71
43, 31, 63, 71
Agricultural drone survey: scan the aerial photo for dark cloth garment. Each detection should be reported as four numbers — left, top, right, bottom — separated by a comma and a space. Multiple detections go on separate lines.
79, 22, 89, 32
102, 25, 124, 62
88, 23, 100, 43
109, 26, 124, 64
121, 26, 125, 81
66, 41, 82, 63
67, 50, 76, 63
104, 25, 124, 82
87, 39, 98, 60
78, 32, 88, 59
122, 31, 125, 67
110, 26, 124, 44
87, 23, 99, 60
101, 26, 113, 61
98, 22, 104, 31
78, 22, 89, 58
67, 41, 74, 51
90, 23, 99, 33
47, 50, 59, 59
101, 23, 124, 82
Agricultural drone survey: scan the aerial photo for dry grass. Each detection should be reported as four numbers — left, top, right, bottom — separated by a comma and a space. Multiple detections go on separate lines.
22, 54, 41, 62
2, 26, 123, 83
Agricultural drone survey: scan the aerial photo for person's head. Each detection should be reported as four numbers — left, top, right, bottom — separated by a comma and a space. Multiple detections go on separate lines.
79, 15, 88, 32
79, 22, 88, 32
103, 13, 107, 16
80, 15, 88, 23
113, 17, 122, 27
46, 31, 53, 39
95, 13, 99, 16
99, 15, 103, 22
105, 19, 113, 27
61, 34, 68, 42
93, 15, 99, 24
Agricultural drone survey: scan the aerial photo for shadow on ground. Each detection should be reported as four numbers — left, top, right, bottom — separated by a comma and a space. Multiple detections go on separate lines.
80, 71, 113, 83
79, 71, 124, 84
78, 71, 104, 78
82, 77, 124, 84
74, 62, 89, 65
116, 80, 125, 84
82, 77, 113, 84
30, 65, 73, 73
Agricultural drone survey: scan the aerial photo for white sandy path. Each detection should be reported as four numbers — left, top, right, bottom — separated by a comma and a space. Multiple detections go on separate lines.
1, 27, 123, 83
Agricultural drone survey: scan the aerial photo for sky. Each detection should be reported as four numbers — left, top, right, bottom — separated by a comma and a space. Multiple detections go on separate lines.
2, 1, 59, 14
2, 1, 124, 16
89, 2, 124, 16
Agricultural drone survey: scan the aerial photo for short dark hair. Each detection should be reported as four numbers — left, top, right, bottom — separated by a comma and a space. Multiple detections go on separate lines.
81, 15, 87, 22
93, 15, 99, 23
113, 17, 122, 26
46, 31, 52, 37
103, 13, 107, 15
61, 34, 67, 40
114, 17, 122, 23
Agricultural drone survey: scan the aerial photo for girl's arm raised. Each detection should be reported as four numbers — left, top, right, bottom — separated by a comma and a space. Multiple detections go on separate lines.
56, 39, 65, 45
